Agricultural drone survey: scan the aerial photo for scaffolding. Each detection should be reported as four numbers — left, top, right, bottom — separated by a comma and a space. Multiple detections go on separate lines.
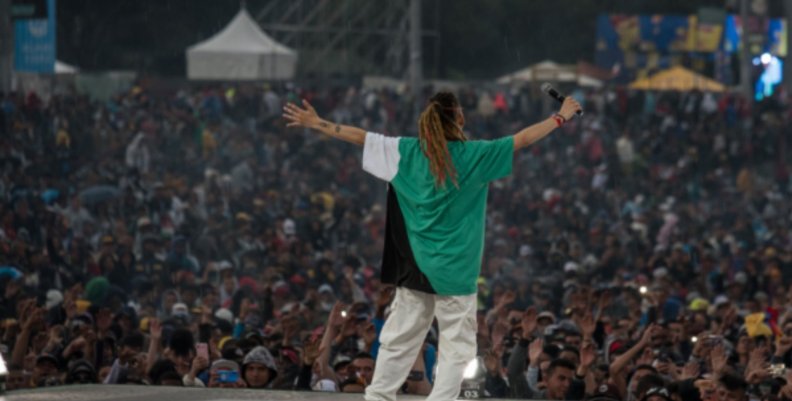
255, 0, 438, 80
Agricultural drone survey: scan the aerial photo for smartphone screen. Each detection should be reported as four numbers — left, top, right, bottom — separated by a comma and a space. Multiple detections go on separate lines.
217, 370, 239, 383
196, 343, 208, 360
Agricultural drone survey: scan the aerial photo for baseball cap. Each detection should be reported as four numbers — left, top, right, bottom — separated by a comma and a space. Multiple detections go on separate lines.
171, 303, 189, 317
641, 387, 673, 401
333, 355, 352, 370
46, 289, 63, 309
313, 379, 339, 392
713, 295, 730, 308
137, 217, 152, 228
563, 262, 579, 273
537, 311, 556, 324
589, 383, 621, 401
214, 308, 233, 324
211, 359, 240, 372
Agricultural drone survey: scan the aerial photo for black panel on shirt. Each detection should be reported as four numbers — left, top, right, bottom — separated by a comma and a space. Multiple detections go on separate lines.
380, 184, 436, 294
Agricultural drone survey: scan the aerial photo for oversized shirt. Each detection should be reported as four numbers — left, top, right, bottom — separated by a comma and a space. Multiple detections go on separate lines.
362, 132, 513, 296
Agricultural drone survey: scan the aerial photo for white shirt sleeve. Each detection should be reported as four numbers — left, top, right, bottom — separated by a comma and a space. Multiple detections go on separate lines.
362, 132, 401, 182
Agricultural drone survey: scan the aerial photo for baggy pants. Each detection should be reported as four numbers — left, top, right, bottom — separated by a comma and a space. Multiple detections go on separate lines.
365, 287, 478, 401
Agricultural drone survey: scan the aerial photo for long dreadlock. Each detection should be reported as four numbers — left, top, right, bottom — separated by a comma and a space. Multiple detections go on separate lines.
418, 92, 467, 188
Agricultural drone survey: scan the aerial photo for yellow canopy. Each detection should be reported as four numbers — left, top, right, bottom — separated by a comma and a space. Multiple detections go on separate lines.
629, 66, 725, 92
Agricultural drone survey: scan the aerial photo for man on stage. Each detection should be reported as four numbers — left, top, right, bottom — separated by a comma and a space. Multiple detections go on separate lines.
284, 91, 581, 401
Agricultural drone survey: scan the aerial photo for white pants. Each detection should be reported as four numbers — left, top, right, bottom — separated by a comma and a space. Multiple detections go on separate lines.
365, 287, 478, 401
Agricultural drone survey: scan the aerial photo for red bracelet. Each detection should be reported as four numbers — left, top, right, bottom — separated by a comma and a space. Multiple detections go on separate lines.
551, 115, 564, 127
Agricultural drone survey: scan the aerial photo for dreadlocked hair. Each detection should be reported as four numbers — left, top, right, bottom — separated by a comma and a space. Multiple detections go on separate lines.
418, 92, 467, 188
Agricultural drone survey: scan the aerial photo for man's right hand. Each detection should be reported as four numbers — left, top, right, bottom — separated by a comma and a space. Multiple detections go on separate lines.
558, 97, 582, 121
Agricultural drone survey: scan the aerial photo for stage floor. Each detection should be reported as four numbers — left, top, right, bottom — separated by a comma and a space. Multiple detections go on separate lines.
4, 384, 518, 401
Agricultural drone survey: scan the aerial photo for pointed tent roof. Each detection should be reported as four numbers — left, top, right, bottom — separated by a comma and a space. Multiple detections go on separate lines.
187, 8, 295, 56
497, 60, 602, 87
629, 66, 725, 92
55, 60, 78, 74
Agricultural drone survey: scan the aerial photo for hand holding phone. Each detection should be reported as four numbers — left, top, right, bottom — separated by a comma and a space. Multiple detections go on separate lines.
196, 343, 209, 360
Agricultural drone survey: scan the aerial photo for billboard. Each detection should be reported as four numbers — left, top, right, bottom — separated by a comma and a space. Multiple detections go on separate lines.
14, 0, 56, 73
11, 0, 48, 20
595, 13, 786, 84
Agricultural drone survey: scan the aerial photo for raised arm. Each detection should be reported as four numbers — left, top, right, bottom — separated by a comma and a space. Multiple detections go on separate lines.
512, 97, 580, 151
283, 99, 367, 146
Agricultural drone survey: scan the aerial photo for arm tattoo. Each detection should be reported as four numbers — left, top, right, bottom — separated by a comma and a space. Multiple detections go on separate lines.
335, 124, 341, 134
319, 122, 330, 129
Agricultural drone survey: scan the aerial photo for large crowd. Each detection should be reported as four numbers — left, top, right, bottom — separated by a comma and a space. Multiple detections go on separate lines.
1, 78, 792, 401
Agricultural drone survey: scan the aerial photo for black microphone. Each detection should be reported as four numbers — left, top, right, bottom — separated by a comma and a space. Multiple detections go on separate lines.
541, 83, 583, 117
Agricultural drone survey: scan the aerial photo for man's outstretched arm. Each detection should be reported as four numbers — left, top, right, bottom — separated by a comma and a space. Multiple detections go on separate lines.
283, 99, 366, 146
512, 96, 580, 151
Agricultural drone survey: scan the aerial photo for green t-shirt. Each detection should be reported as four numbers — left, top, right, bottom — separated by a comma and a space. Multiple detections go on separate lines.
362, 132, 513, 295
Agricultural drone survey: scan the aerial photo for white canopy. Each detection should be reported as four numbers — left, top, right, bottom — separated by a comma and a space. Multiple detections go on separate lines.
497, 60, 602, 87
186, 9, 297, 81
55, 60, 78, 74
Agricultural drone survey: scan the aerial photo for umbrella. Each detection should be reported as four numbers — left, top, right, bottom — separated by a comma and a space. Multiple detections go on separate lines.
41, 189, 60, 205
79, 185, 120, 205
0, 266, 23, 281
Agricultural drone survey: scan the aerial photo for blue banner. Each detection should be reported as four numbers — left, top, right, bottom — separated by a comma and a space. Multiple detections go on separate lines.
14, 0, 55, 73
595, 13, 786, 84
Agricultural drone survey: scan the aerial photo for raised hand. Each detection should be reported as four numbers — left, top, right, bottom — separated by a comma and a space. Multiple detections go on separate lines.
639, 324, 659, 346
782, 370, 792, 399
343, 266, 356, 282
576, 313, 596, 338
23, 307, 46, 332
558, 96, 581, 120
283, 100, 322, 129
776, 336, 792, 357
191, 355, 209, 376
598, 290, 613, 309
359, 322, 378, 347
303, 340, 322, 366
521, 307, 538, 339
491, 321, 509, 347
580, 342, 597, 368
680, 360, 700, 381
747, 346, 768, 375
498, 291, 516, 307
327, 302, 347, 329
47, 325, 64, 348
281, 316, 300, 345
528, 338, 544, 367
376, 286, 395, 309
149, 318, 162, 342
483, 349, 502, 375
637, 347, 655, 366
710, 344, 728, 375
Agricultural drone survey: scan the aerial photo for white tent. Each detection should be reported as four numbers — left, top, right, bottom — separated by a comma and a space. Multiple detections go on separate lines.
497, 60, 602, 87
55, 60, 79, 75
186, 9, 297, 81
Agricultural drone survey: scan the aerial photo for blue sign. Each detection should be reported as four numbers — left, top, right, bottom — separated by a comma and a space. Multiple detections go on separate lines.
14, 0, 55, 73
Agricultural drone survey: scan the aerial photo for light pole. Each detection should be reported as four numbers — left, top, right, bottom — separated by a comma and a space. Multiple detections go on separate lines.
739, 0, 753, 102
409, 0, 423, 117
0, 0, 13, 93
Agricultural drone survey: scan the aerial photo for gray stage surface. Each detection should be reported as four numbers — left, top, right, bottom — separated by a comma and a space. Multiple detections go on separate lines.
3, 385, 520, 401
